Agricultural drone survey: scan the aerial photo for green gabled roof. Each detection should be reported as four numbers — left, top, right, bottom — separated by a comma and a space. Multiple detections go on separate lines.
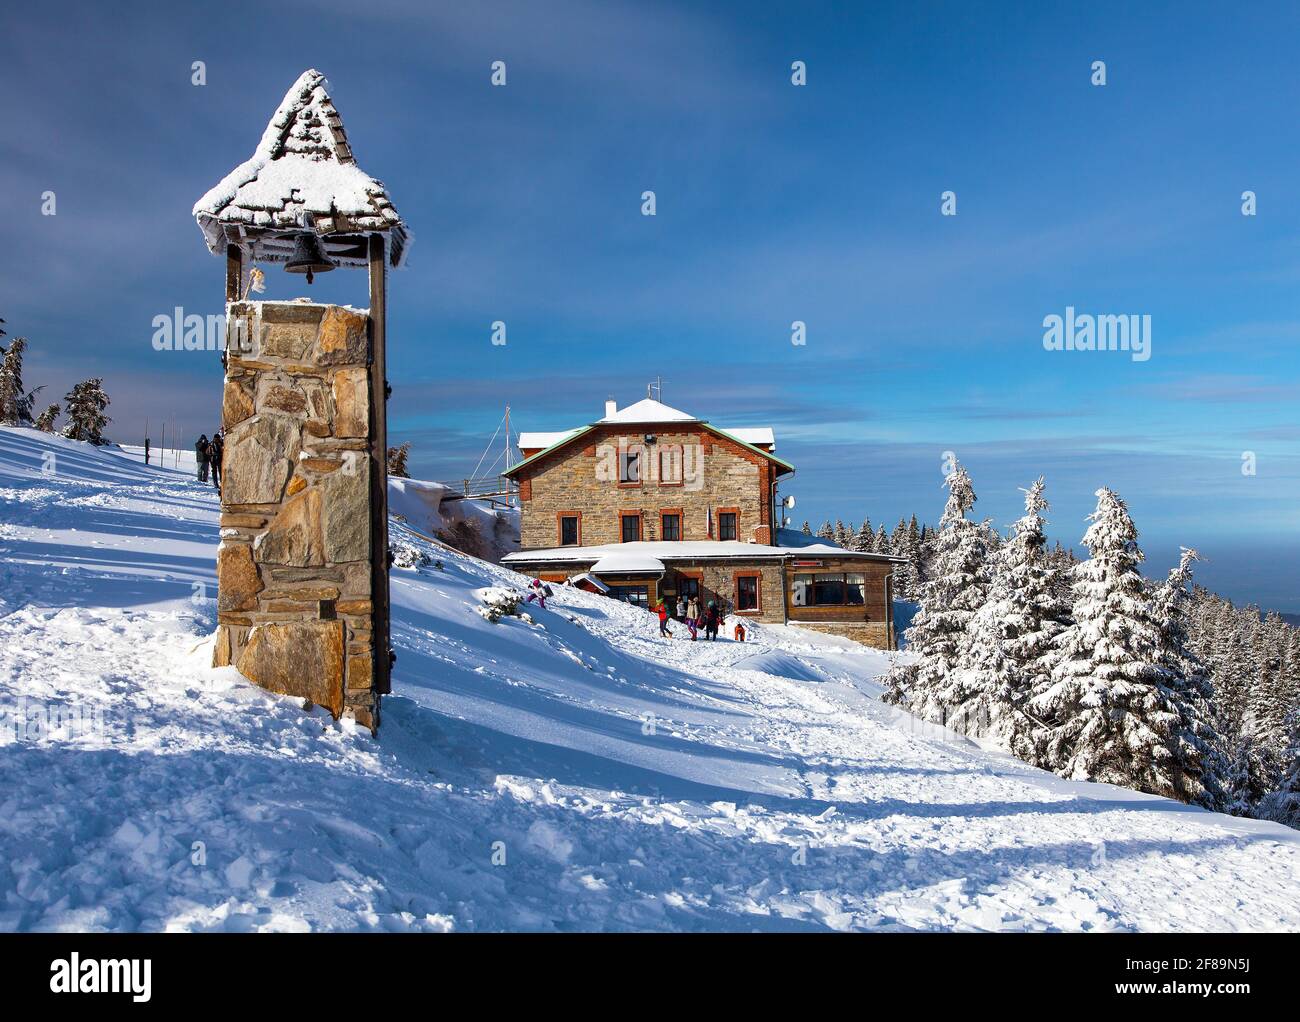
502, 421, 794, 478
704, 423, 795, 473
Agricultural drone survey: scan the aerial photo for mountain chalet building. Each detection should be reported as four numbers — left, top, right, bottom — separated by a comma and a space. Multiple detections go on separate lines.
501, 397, 903, 649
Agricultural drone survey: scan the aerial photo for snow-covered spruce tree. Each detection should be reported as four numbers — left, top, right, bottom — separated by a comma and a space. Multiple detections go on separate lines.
915, 524, 937, 586
61, 378, 110, 444
1147, 547, 1229, 808
33, 403, 60, 433
1046, 541, 1077, 605
891, 516, 908, 554
1211, 613, 1253, 749
873, 523, 890, 554
1225, 739, 1273, 817
894, 514, 923, 601
1259, 710, 1300, 829
833, 519, 851, 548
816, 520, 834, 541
0, 337, 41, 425
853, 519, 873, 553
882, 462, 989, 719
944, 478, 1073, 751
1030, 488, 1214, 803
801, 520, 812, 535
1248, 611, 1294, 757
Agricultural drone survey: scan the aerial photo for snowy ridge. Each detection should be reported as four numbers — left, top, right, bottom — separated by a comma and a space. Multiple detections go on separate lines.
2, 426, 1299, 932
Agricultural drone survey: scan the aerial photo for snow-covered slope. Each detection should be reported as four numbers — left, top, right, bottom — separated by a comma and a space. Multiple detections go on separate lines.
2, 425, 1299, 932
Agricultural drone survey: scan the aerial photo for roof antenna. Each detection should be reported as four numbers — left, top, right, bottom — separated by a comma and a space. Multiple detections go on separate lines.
647, 376, 662, 402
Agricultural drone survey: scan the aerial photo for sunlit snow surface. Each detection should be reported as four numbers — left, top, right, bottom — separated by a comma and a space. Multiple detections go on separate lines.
1, 426, 1298, 932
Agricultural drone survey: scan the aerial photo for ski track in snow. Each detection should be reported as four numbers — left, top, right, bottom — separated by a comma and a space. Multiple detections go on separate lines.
1, 426, 1298, 932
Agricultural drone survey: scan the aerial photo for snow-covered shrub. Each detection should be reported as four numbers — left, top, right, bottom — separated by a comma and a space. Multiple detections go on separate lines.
391, 539, 432, 570
476, 586, 523, 623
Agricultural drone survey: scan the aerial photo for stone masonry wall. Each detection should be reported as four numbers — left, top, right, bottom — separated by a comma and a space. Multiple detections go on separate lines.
212, 300, 381, 730
788, 621, 894, 650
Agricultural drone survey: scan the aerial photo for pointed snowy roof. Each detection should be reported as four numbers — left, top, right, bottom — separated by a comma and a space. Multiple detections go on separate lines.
504, 392, 793, 478
193, 69, 409, 268
599, 398, 698, 424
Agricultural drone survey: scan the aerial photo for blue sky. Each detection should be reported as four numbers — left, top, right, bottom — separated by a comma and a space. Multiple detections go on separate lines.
2, 1, 1297, 610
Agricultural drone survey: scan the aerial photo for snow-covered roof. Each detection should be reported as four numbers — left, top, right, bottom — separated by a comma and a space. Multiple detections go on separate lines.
599, 398, 698, 424
517, 429, 580, 451
193, 69, 409, 268
720, 427, 774, 447
589, 551, 667, 574
504, 539, 903, 566
506, 394, 793, 476
568, 572, 609, 592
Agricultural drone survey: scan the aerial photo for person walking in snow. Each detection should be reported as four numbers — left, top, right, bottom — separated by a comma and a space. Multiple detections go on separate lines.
686, 596, 699, 629
209, 430, 224, 494
655, 600, 672, 638
704, 601, 720, 641
525, 578, 547, 609
676, 596, 687, 621
195, 434, 210, 483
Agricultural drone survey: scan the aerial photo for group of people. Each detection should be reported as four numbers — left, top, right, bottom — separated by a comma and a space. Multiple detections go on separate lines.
655, 595, 743, 642
523, 578, 748, 643
195, 430, 225, 493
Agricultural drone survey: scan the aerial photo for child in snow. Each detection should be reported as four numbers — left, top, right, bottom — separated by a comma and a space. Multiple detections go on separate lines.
733, 621, 746, 642
655, 600, 672, 637
704, 601, 720, 641
525, 578, 547, 609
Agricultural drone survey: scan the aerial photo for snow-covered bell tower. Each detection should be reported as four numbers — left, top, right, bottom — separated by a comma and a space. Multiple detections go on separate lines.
192, 69, 409, 732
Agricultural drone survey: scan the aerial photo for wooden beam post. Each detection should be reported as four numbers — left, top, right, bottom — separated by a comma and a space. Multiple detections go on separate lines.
368, 234, 392, 696
225, 243, 242, 303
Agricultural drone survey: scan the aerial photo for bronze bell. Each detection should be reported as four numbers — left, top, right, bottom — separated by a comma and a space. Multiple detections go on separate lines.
284, 216, 336, 284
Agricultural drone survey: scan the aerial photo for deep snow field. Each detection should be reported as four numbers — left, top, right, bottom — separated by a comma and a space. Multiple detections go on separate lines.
1, 426, 1299, 932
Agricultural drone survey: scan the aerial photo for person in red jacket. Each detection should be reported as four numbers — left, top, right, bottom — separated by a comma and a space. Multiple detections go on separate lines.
655, 600, 672, 638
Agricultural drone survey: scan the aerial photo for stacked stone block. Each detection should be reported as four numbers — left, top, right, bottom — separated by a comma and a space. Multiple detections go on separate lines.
212, 300, 381, 730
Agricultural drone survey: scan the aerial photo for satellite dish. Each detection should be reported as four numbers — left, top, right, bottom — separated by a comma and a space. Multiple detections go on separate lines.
784, 495, 796, 509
